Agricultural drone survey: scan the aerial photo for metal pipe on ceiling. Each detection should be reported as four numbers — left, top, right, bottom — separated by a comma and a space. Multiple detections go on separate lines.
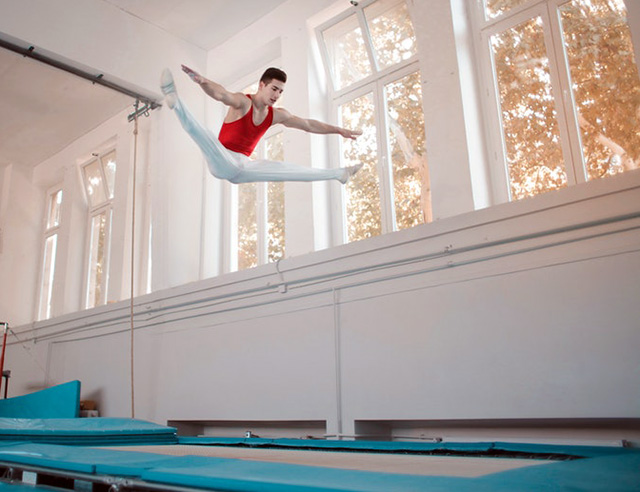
0, 38, 162, 112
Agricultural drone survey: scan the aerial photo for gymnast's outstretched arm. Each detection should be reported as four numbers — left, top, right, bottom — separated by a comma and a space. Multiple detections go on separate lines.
181, 65, 249, 112
274, 108, 362, 140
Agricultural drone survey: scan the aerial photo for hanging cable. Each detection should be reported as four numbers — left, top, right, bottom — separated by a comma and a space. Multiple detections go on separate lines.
130, 99, 140, 419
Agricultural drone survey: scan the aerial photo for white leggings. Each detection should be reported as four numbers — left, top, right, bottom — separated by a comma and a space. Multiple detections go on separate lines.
172, 97, 347, 184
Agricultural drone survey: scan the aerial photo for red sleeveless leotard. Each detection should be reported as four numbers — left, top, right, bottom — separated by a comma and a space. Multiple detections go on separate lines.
218, 95, 273, 156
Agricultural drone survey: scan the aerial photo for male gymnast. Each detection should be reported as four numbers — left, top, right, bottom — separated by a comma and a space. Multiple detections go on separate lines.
160, 66, 363, 184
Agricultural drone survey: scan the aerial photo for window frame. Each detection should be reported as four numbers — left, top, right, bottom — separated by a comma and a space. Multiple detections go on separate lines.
80, 149, 116, 309
36, 185, 63, 321
473, 0, 633, 202
317, 0, 427, 242
256, 130, 286, 265
317, 0, 420, 101
228, 66, 287, 272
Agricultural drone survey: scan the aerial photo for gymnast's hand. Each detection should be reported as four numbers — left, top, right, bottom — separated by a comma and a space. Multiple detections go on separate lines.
339, 128, 363, 140
182, 65, 204, 84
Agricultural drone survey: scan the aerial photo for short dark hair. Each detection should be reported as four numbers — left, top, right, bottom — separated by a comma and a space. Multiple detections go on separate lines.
260, 67, 287, 85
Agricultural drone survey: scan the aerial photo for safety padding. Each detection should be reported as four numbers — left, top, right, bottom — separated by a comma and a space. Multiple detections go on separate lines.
0, 381, 80, 419
0, 418, 177, 445
141, 458, 463, 492
0, 442, 178, 476
0, 440, 636, 492
142, 450, 640, 492
177, 437, 630, 459
475, 452, 640, 492
0, 481, 52, 491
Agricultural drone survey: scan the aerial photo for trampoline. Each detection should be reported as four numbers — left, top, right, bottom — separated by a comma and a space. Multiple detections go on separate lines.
0, 383, 637, 491
0, 428, 636, 491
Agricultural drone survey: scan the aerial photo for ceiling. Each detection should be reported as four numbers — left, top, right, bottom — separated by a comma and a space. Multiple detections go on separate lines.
0, 48, 133, 169
103, 0, 289, 51
0, 0, 289, 170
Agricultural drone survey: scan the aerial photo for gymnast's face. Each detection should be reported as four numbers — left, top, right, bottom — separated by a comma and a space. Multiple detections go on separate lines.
259, 79, 285, 106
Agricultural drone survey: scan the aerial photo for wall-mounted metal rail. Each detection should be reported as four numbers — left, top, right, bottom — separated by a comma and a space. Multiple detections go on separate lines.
0, 38, 161, 114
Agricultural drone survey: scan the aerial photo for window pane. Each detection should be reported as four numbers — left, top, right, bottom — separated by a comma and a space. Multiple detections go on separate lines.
82, 160, 107, 207
491, 17, 568, 200
265, 133, 285, 263
560, 0, 640, 180
47, 189, 62, 229
385, 71, 431, 229
267, 182, 285, 263
86, 211, 109, 308
323, 14, 373, 90
340, 93, 381, 242
365, 0, 417, 70
485, 0, 532, 20
238, 183, 258, 270
38, 234, 57, 320
101, 150, 117, 199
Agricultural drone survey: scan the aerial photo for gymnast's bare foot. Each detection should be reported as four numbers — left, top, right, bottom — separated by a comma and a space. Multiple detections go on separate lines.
339, 163, 364, 184
160, 69, 177, 109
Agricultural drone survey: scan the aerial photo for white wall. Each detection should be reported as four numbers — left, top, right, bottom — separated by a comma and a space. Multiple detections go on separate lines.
0, 0, 639, 440
0, 0, 211, 327
8, 171, 639, 436
409, 0, 476, 219
0, 164, 42, 324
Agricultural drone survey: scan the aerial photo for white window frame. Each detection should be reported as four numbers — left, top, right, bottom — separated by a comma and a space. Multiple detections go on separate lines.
472, 0, 635, 202
80, 149, 116, 309
228, 66, 287, 272
317, 0, 427, 242
36, 185, 62, 320
255, 130, 286, 266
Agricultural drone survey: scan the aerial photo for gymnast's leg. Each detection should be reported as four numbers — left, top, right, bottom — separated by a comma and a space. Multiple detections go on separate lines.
161, 68, 363, 184
229, 158, 362, 184
160, 69, 242, 181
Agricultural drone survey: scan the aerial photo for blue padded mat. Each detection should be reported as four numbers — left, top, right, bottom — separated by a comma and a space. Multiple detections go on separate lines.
0, 440, 636, 491
0, 381, 80, 419
473, 452, 640, 492
142, 451, 640, 492
0, 442, 180, 475
0, 418, 177, 446
141, 457, 460, 492
177, 436, 629, 459
0, 482, 53, 491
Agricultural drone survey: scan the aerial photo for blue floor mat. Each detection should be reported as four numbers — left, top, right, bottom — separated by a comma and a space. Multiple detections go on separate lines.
0, 418, 178, 446
0, 381, 80, 419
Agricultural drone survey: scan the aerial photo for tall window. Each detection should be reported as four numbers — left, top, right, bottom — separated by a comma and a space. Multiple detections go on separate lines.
37, 187, 62, 320
478, 0, 640, 201
234, 79, 286, 271
319, 0, 430, 243
81, 149, 116, 308
237, 131, 286, 270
